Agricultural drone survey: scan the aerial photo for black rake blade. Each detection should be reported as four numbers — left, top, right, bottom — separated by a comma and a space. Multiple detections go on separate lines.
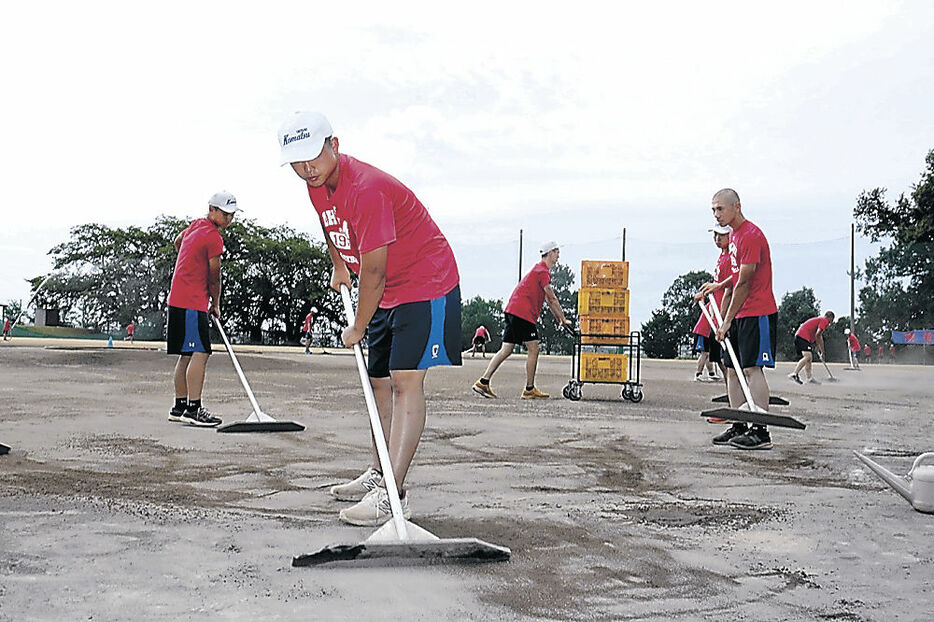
701, 407, 806, 429
292, 537, 511, 568
711, 394, 789, 406
216, 421, 305, 433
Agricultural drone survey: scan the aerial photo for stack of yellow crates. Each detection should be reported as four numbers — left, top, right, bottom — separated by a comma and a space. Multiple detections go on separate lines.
578, 261, 630, 383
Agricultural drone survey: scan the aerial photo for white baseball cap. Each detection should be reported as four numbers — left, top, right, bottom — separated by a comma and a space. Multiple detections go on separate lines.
539, 240, 559, 255
208, 191, 239, 213
708, 224, 731, 234
278, 111, 333, 166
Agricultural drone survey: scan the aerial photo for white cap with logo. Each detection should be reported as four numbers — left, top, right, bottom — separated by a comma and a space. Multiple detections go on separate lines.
708, 224, 731, 234
539, 240, 559, 255
278, 111, 333, 166
208, 191, 239, 213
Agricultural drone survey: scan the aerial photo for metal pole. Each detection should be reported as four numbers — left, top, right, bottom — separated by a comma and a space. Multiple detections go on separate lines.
850, 222, 855, 334
518, 229, 523, 283
621, 228, 626, 262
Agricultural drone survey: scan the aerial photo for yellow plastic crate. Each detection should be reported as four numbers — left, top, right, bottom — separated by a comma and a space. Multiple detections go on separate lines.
580, 352, 629, 383
581, 260, 629, 289
578, 288, 630, 317
580, 316, 630, 344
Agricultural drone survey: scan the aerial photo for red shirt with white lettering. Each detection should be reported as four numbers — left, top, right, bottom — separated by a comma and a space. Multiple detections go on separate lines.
729, 220, 777, 318
505, 261, 551, 324
168, 218, 224, 312
306, 154, 459, 308
795, 316, 829, 342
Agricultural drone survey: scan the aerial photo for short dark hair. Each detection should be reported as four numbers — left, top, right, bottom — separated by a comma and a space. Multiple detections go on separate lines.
712, 188, 740, 206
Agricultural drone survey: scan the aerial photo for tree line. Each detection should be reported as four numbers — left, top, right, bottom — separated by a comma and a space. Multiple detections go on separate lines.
10, 216, 582, 354
643, 148, 934, 363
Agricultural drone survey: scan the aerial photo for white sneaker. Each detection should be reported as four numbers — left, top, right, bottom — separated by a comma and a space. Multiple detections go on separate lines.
339, 487, 411, 526
329, 467, 382, 501
694, 374, 709, 382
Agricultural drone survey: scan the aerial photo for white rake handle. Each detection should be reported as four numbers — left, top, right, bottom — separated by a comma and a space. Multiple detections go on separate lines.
212, 316, 271, 421
340, 284, 409, 539
697, 298, 759, 411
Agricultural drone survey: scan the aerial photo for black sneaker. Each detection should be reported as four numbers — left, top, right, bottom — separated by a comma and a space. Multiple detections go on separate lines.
713, 422, 748, 445
729, 426, 772, 450
180, 407, 222, 427
168, 406, 186, 423
787, 373, 803, 385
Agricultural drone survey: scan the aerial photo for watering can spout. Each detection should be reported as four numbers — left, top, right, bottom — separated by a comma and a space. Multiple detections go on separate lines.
854, 451, 913, 502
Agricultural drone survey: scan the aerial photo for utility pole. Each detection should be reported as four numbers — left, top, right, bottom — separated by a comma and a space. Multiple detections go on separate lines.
518, 229, 523, 283
850, 222, 855, 334
621, 228, 626, 261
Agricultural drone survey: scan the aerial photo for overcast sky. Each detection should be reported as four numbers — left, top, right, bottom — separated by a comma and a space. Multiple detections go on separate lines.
2, 1, 932, 329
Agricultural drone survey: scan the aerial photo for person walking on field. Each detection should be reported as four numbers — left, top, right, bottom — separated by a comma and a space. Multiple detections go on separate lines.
473, 241, 572, 400
696, 188, 778, 450
124, 322, 135, 343
302, 307, 316, 354
789, 310, 834, 384
470, 325, 491, 358
279, 111, 462, 527
166, 191, 239, 428
2, 317, 11, 340
845, 328, 861, 369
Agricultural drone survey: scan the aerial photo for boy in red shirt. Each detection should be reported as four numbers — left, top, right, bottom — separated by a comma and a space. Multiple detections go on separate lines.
473, 241, 572, 399
698, 188, 778, 450
166, 191, 238, 428
789, 310, 834, 384
2, 318, 11, 340
280, 111, 462, 526
845, 328, 861, 369
693, 225, 732, 383
471, 325, 491, 358
301, 307, 316, 354
124, 322, 135, 343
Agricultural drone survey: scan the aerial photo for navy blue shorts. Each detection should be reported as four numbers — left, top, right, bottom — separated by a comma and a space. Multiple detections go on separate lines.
166, 306, 212, 355
723, 313, 777, 369
366, 285, 463, 378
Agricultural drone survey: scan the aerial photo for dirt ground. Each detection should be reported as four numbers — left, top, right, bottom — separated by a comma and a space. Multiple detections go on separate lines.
1, 339, 932, 621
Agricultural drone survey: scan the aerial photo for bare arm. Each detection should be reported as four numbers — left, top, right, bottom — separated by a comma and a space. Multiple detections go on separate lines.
208, 255, 221, 318
715, 263, 755, 341
543, 284, 570, 326
320, 224, 353, 292
174, 230, 185, 252
341, 246, 387, 346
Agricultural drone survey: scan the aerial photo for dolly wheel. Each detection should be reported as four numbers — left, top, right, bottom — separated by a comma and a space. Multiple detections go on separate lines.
630, 389, 644, 403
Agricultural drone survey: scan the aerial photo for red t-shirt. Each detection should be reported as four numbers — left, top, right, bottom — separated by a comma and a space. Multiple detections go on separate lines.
126, 324, 135, 335
848, 334, 861, 351
505, 261, 551, 323
473, 326, 490, 340
692, 307, 711, 336
795, 316, 829, 342
303, 313, 314, 332
306, 154, 459, 308
712, 251, 731, 307
863, 345, 871, 355
3, 319, 10, 331
729, 220, 777, 318
167, 218, 224, 312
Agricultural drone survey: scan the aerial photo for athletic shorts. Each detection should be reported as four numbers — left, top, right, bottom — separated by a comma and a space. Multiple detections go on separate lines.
794, 336, 813, 358
693, 333, 710, 353
708, 334, 722, 364
473, 336, 486, 346
166, 306, 212, 355
502, 313, 538, 344
723, 312, 777, 369
366, 285, 462, 378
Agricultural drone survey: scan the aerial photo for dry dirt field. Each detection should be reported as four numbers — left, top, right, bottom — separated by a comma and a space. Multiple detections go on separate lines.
1, 339, 933, 621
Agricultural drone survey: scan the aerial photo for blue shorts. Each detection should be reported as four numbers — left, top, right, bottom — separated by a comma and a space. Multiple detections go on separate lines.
693, 333, 710, 353
166, 306, 212, 355
723, 313, 777, 369
366, 285, 463, 378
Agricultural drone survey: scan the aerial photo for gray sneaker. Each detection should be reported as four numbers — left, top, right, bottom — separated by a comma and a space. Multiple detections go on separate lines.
339, 487, 411, 526
330, 467, 382, 501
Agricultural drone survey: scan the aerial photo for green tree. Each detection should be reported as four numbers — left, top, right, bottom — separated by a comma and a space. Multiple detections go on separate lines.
460, 296, 504, 352
854, 149, 934, 343
776, 287, 820, 361
539, 262, 578, 355
642, 270, 713, 358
